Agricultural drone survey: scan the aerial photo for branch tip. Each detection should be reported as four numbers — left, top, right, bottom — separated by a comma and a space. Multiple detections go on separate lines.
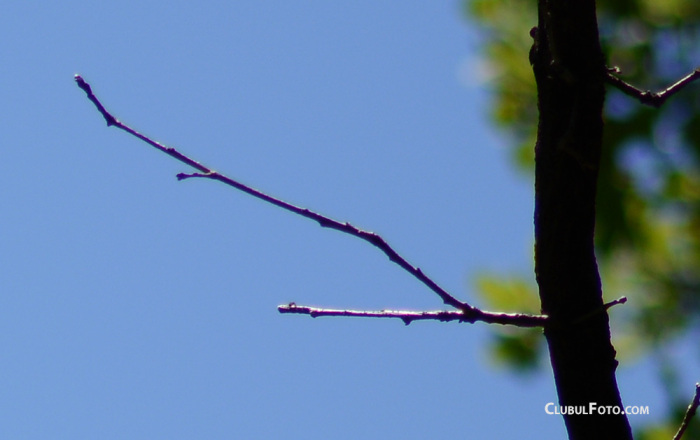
74, 74, 90, 93
74, 74, 117, 126
604, 296, 627, 311
672, 383, 700, 440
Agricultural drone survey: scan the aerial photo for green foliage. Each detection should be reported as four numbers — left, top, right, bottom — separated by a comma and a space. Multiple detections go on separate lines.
466, 0, 538, 170
476, 275, 540, 314
466, 0, 700, 432
476, 275, 542, 371
635, 425, 678, 440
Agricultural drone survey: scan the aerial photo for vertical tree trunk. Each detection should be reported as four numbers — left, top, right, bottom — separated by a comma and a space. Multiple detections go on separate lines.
531, 1, 633, 438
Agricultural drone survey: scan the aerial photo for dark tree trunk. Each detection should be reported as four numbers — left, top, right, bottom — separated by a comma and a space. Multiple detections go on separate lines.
531, 1, 633, 438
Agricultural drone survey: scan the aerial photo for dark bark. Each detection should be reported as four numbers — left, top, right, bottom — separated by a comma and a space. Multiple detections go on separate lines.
531, 1, 633, 439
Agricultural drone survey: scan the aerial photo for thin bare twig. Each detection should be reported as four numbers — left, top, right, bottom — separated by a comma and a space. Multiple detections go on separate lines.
75, 75, 482, 316
568, 296, 628, 328
605, 68, 700, 108
278, 303, 547, 327
604, 296, 627, 311
673, 383, 700, 440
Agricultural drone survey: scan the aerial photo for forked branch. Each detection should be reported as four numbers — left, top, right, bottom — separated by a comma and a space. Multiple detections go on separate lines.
605, 68, 700, 108
75, 74, 547, 328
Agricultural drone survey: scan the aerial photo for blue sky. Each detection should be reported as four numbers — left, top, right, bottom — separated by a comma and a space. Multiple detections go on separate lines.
1, 1, 688, 439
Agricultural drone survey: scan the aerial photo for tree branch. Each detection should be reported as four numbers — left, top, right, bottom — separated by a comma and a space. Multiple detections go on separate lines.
278, 303, 547, 327
75, 75, 481, 316
531, 0, 633, 436
673, 383, 700, 440
605, 68, 700, 108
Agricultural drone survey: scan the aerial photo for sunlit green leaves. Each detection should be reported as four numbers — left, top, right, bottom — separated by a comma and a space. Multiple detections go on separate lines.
490, 331, 542, 372
466, 0, 538, 169
476, 274, 540, 314
465, 0, 700, 345
464, 0, 700, 433
475, 274, 543, 372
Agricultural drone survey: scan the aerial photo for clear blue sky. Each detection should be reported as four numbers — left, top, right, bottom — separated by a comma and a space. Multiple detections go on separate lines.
1, 1, 686, 439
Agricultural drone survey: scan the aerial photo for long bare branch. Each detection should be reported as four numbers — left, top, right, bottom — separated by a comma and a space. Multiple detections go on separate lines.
278, 303, 547, 327
75, 75, 477, 315
605, 68, 700, 108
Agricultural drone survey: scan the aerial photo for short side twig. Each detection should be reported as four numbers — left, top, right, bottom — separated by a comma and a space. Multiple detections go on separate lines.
604, 296, 627, 311
278, 303, 548, 327
673, 383, 700, 440
75, 75, 479, 316
569, 296, 628, 328
605, 68, 700, 108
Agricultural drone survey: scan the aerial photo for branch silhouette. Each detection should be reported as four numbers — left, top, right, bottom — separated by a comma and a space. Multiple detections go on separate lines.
279, 303, 548, 327
75, 74, 547, 328
605, 67, 700, 107
673, 383, 700, 440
